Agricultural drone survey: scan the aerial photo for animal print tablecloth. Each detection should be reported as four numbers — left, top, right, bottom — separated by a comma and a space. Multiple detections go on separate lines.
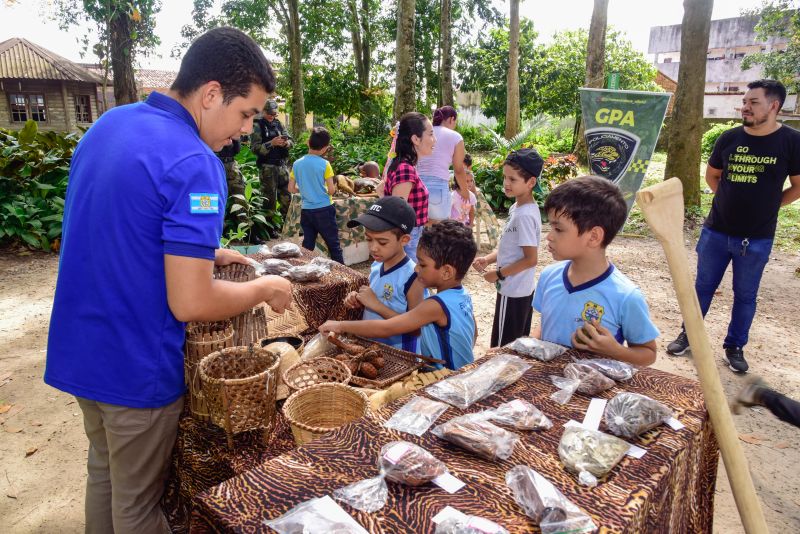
189, 349, 719, 533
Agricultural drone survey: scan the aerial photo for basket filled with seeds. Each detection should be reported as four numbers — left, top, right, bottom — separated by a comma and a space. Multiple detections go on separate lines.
320, 334, 430, 389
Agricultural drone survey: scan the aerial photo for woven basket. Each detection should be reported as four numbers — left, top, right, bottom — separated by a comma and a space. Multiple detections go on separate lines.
213, 263, 256, 282
283, 357, 352, 393
319, 336, 425, 389
184, 321, 234, 421
282, 383, 368, 445
199, 346, 280, 448
230, 305, 268, 346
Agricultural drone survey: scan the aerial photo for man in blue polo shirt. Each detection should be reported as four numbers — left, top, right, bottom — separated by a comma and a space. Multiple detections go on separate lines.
45, 28, 292, 533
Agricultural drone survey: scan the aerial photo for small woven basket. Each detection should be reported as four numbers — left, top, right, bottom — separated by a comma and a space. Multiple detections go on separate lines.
184, 320, 234, 421
283, 357, 352, 393
213, 263, 256, 282
199, 345, 280, 448
282, 383, 368, 446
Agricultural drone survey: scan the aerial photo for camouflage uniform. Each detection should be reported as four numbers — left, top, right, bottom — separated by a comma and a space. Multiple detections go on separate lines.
216, 139, 245, 220
250, 116, 292, 218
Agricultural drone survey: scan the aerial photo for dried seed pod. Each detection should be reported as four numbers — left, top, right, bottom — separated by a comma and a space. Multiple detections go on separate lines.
371, 357, 385, 369
359, 362, 379, 379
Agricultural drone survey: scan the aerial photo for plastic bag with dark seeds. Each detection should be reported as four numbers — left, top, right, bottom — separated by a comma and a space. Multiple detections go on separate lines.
604, 392, 673, 438
271, 242, 302, 258
260, 258, 293, 276
572, 357, 638, 381
283, 263, 330, 283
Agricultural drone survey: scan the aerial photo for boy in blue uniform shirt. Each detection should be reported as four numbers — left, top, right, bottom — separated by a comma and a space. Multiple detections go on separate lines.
533, 176, 659, 366
321, 220, 478, 370
343, 196, 425, 351
45, 28, 292, 532
288, 126, 344, 263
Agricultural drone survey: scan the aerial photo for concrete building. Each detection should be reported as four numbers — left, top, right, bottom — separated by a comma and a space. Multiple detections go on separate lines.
648, 15, 795, 118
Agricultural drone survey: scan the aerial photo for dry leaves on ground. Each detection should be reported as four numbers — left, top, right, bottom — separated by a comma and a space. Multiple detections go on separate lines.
739, 433, 770, 445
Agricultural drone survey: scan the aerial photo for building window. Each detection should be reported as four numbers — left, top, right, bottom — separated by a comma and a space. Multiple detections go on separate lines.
75, 95, 92, 122
10, 94, 27, 122
664, 57, 672, 63
9, 94, 47, 122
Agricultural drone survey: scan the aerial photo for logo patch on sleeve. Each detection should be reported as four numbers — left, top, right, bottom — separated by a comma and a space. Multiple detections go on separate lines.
190, 193, 220, 214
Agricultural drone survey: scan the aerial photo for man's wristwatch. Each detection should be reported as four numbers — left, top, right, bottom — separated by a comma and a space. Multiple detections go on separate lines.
496, 268, 506, 281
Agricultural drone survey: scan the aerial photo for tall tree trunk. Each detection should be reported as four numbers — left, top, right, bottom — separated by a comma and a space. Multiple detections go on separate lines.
439, 0, 453, 107
574, 0, 609, 161
394, 0, 416, 121
504, 0, 520, 139
361, 0, 371, 83
286, 0, 306, 135
348, 0, 368, 89
109, 13, 137, 105
664, 0, 713, 209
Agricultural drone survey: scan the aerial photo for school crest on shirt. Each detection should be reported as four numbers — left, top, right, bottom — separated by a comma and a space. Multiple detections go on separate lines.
581, 301, 605, 323
382, 283, 394, 302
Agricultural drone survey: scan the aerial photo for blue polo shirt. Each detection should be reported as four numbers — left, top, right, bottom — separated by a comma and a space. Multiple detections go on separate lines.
45, 92, 226, 408
291, 154, 333, 209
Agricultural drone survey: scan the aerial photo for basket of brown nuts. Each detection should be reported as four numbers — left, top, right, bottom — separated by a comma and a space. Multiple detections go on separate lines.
323, 335, 426, 389
283, 357, 352, 392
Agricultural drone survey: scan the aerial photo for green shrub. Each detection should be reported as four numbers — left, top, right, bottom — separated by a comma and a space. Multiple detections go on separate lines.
457, 124, 495, 153
0, 121, 77, 250
702, 121, 737, 158
540, 154, 579, 191
287, 124, 390, 176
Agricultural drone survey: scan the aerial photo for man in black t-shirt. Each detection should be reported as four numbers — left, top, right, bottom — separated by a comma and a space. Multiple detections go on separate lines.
667, 79, 800, 373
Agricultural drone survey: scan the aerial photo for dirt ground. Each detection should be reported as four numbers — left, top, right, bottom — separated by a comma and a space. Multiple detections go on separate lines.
1, 228, 799, 533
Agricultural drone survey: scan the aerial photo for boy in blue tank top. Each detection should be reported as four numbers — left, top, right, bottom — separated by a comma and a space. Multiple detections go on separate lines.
321, 220, 478, 370
533, 176, 659, 366
343, 196, 425, 352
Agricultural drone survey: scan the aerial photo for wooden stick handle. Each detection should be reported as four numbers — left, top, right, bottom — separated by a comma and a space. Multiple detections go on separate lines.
636, 178, 768, 534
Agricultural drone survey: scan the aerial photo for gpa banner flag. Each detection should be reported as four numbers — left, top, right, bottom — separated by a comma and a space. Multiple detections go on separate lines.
579, 88, 671, 212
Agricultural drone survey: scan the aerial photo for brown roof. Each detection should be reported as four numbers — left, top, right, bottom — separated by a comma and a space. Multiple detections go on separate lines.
0, 38, 102, 83
78, 63, 177, 90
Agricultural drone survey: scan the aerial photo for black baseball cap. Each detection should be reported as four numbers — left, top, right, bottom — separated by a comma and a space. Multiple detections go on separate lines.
347, 196, 416, 234
506, 148, 544, 178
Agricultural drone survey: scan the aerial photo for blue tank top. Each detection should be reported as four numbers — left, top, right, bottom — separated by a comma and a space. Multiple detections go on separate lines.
420, 286, 475, 370
363, 257, 420, 352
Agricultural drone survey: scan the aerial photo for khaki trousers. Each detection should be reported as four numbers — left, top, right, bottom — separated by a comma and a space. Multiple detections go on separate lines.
77, 396, 183, 534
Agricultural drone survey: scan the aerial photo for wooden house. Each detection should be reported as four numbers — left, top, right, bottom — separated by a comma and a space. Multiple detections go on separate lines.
0, 38, 102, 132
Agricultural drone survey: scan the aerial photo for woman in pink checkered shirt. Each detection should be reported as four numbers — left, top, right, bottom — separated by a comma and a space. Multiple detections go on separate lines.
383, 112, 436, 261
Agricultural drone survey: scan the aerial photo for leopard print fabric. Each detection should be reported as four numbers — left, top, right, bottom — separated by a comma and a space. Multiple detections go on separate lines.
189, 349, 718, 533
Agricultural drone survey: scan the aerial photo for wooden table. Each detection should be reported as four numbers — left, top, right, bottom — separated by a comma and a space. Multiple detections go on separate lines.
189, 349, 719, 533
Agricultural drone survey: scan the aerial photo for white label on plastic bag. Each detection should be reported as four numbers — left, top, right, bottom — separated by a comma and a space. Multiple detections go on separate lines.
582, 398, 607, 431
432, 472, 465, 493
666, 417, 685, 430
432, 506, 468, 524
382, 442, 411, 465
626, 444, 647, 458
466, 516, 504, 533
317, 495, 369, 533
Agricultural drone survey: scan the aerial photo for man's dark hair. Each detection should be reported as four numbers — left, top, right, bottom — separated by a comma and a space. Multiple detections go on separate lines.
418, 220, 477, 279
308, 127, 330, 150
544, 175, 627, 247
464, 153, 473, 167
747, 79, 787, 109
171, 27, 275, 104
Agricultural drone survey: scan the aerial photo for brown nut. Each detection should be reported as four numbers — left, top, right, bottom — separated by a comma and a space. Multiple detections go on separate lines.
371, 357, 385, 369
359, 362, 379, 379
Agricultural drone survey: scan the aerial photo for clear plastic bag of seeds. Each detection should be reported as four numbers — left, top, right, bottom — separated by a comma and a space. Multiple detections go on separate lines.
434, 514, 509, 534
572, 357, 638, 381
432, 414, 519, 461
283, 263, 330, 283
333, 441, 447, 512
384, 396, 449, 436
263, 496, 366, 533
271, 242, 302, 258
260, 258, 293, 276
558, 426, 630, 487
505, 465, 596, 534
604, 392, 673, 439
426, 354, 531, 409
550, 363, 616, 405
302, 333, 335, 360
509, 337, 568, 361
484, 399, 552, 431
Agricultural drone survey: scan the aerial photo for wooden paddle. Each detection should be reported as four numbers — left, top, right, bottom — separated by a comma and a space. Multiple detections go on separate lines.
635, 178, 768, 534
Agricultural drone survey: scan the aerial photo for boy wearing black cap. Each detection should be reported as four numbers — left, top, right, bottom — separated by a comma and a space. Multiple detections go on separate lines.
343, 196, 425, 351
473, 148, 543, 347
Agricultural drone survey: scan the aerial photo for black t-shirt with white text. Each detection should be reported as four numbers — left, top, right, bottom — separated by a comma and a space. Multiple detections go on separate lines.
706, 124, 800, 238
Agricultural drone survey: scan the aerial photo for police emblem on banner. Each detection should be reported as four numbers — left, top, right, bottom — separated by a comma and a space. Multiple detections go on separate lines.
585, 127, 641, 184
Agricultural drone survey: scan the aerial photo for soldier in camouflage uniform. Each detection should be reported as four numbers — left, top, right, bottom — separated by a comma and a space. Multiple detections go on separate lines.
250, 100, 292, 225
